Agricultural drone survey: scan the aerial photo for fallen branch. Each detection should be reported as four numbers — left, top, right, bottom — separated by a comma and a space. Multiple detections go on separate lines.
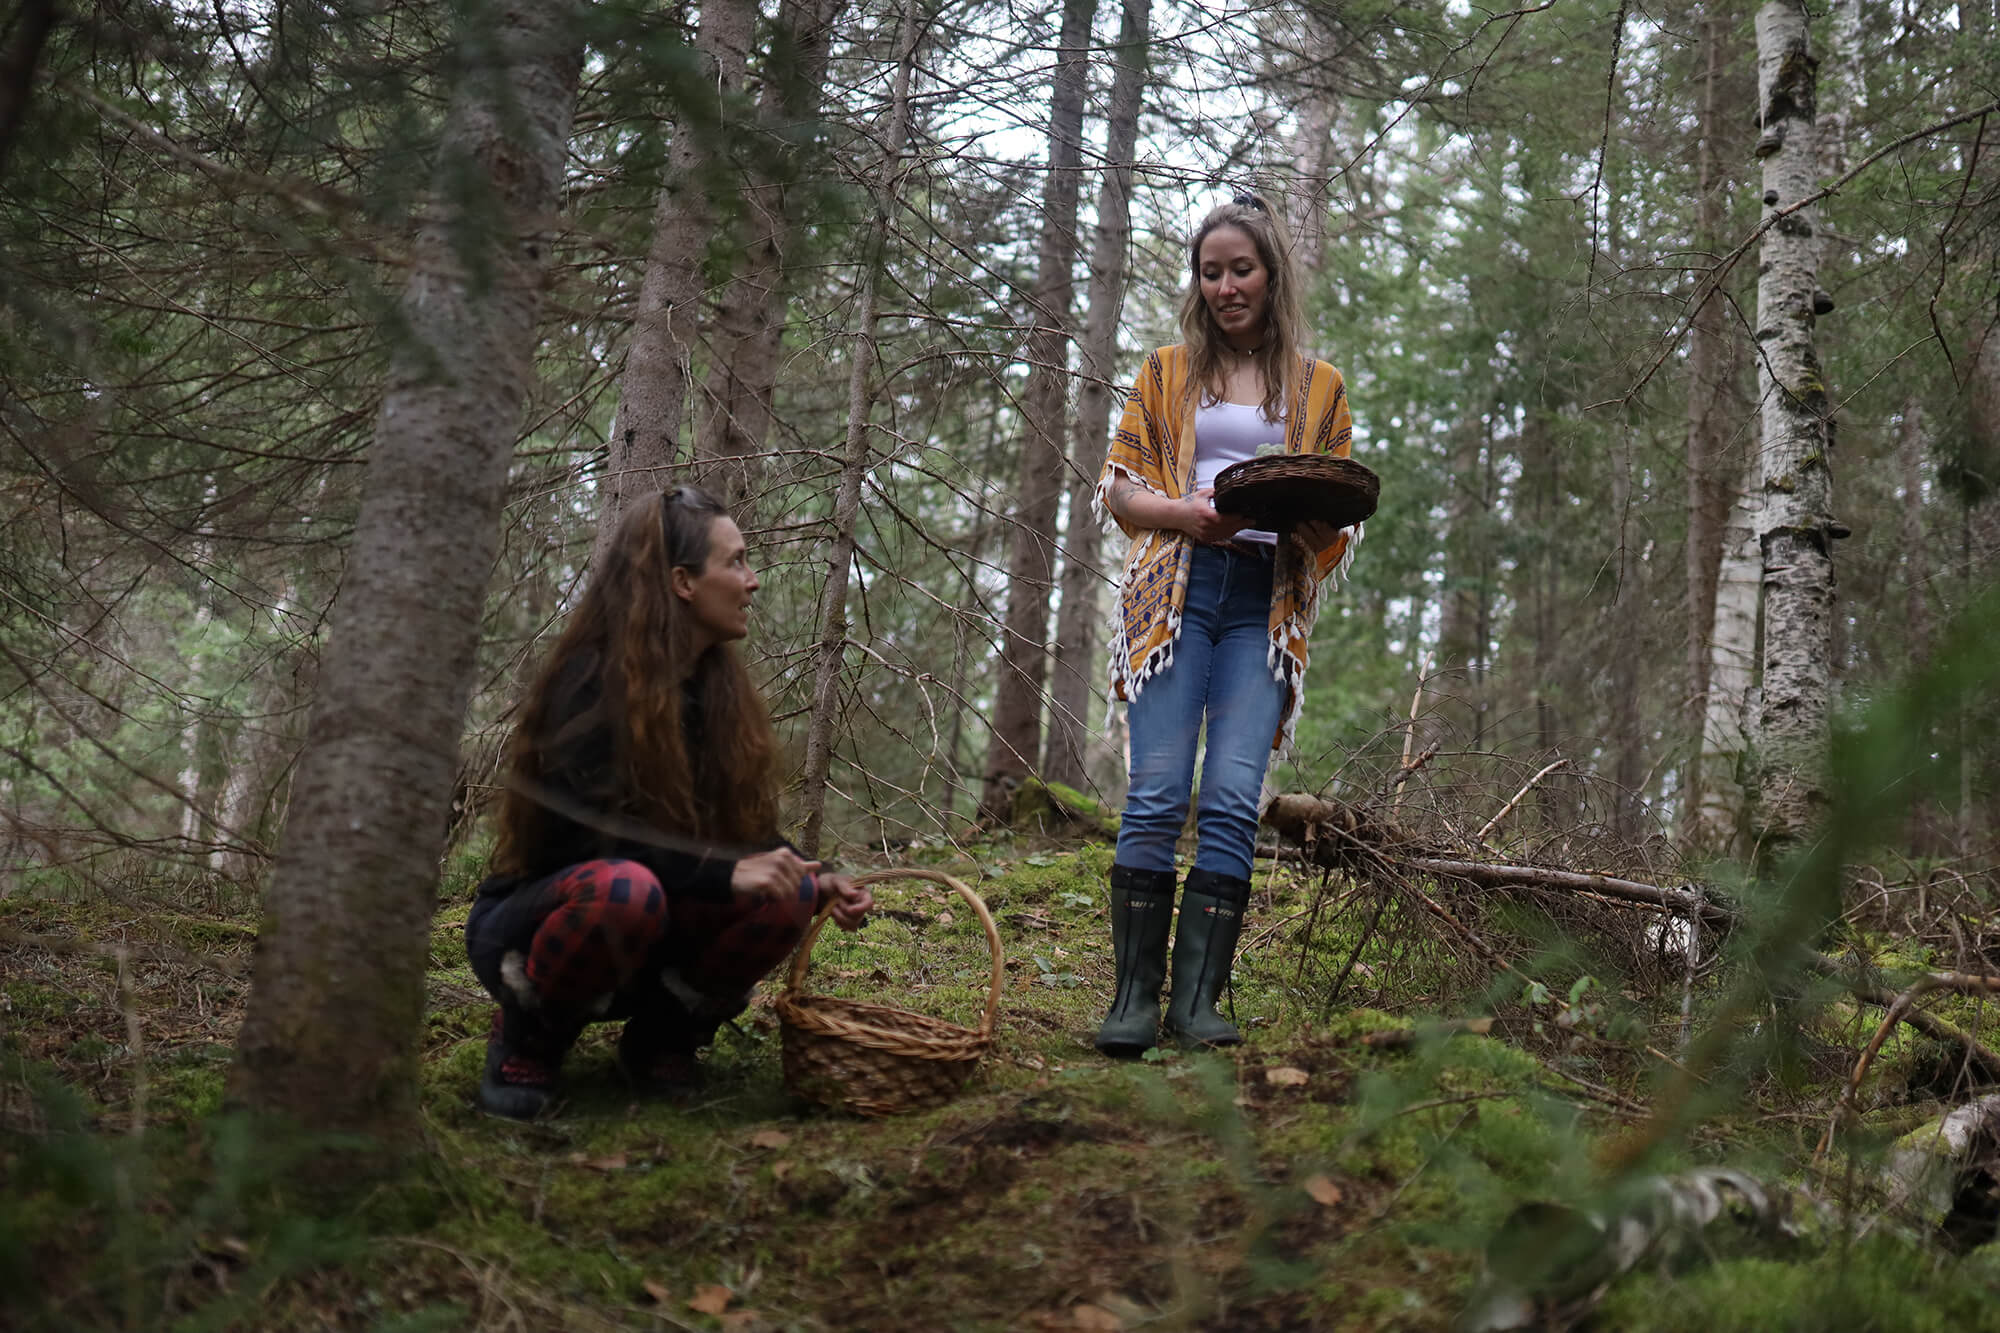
1261, 791, 1729, 929
1814, 968, 2000, 1162
1477, 758, 1569, 845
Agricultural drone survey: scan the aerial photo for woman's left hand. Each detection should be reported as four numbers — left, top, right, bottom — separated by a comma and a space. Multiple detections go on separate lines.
818, 873, 873, 931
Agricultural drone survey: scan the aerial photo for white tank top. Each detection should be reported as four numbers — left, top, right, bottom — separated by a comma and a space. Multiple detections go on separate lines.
1193, 399, 1282, 544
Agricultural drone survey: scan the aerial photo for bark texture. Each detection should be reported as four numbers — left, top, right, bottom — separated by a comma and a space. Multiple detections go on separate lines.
1751, 0, 1836, 855
598, 0, 756, 548
230, 0, 581, 1141
795, 2, 921, 855
1680, 0, 1748, 832
1692, 490, 1759, 852
690, 0, 847, 518
1043, 0, 1148, 793
979, 0, 1095, 821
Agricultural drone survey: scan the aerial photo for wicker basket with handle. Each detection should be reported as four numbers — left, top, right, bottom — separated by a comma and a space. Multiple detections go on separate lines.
775, 869, 1003, 1117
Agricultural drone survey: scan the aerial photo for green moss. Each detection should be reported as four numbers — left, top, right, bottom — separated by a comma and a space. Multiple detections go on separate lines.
153, 914, 256, 954
3, 982, 79, 1022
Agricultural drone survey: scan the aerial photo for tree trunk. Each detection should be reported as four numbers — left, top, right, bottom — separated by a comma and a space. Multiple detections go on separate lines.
230, 0, 581, 1145
978, 0, 1095, 822
1751, 0, 1835, 857
1897, 400, 1932, 671
1609, 426, 1647, 839
690, 0, 848, 518
794, 1, 922, 856
1433, 412, 1491, 754
1043, 0, 1148, 793
1692, 489, 1760, 853
598, 0, 756, 550
1681, 0, 1743, 827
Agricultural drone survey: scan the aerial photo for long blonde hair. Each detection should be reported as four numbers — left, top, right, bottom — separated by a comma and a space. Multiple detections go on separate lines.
491, 487, 781, 873
1177, 192, 1307, 422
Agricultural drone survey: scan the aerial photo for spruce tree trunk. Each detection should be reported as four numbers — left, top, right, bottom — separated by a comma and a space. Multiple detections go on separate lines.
1043, 0, 1148, 793
1610, 426, 1647, 839
230, 0, 581, 1144
1751, 0, 1836, 855
690, 0, 847, 518
598, 0, 756, 549
978, 0, 1095, 822
1681, 0, 1744, 830
794, 1, 922, 856
1433, 413, 1490, 753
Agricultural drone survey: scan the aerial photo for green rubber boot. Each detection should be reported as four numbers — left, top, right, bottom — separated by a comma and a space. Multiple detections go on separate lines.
1092, 865, 1178, 1057
1163, 868, 1252, 1048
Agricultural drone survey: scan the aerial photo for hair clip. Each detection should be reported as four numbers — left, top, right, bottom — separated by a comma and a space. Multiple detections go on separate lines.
1231, 192, 1267, 212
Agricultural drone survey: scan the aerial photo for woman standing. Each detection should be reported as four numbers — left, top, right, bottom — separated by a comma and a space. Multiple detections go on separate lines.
1093, 193, 1357, 1055
465, 486, 872, 1119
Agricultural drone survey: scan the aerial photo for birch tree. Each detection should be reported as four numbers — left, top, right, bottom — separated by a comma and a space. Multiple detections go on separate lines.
1043, 0, 1149, 794
1750, 0, 1836, 854
230, 0, 583, 1143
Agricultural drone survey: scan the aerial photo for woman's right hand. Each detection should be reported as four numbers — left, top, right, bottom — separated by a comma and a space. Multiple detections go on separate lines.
1108, 476, 1248, 545
732, 847, 820, 904
1179, 487, 1250, 545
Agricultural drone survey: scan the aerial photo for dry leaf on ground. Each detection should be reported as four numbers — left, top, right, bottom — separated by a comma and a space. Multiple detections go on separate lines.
688, 1284, 733, 1315
641, 1279, 671, 1305
1265, 1066, 1310, 1087
719, 1311, 763, 1332
568, 1152, 627, 1171
1070, 1303, 1124, 1330
748, 1129, 792, 1150
1304, 1173, 1344, 1207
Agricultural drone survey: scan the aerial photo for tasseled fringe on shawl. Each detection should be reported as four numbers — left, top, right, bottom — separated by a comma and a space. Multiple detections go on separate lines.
1267, 519, 1366, 748
1092, 461, 1152, 538
1107, 601, 1181, 706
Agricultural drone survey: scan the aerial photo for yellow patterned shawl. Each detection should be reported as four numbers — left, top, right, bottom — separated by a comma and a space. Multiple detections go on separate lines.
1094, 344, 1358, 749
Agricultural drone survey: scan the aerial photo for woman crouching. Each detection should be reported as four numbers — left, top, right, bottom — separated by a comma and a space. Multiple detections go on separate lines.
465, 486, 872, 1119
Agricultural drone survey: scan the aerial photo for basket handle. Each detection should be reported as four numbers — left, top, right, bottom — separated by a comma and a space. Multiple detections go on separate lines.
783, 868, 1005, 1037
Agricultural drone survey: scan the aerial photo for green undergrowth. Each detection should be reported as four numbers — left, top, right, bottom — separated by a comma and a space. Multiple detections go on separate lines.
7, 845, 2000, 1330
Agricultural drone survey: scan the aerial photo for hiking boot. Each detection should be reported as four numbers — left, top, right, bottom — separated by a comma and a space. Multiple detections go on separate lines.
477, 1006, 577, 1120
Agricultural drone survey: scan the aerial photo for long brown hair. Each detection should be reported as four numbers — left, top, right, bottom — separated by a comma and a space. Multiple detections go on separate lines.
1177, 192, 1307, 422
490, 487, 781, 872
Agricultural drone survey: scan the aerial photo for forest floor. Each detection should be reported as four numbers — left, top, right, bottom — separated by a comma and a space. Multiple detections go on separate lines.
6, 834, 2000, 1332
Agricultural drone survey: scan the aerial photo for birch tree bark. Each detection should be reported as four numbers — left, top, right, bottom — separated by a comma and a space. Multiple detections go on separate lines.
978, 0, 1095, 822
794, 1, 922, 856
1751, 0, 1836, 855
690, 0, 848, 518
230, 0, 581, 1143
1692, 491, 1759, 853
1043, 0, 1149, 793
597, 0, 756, 551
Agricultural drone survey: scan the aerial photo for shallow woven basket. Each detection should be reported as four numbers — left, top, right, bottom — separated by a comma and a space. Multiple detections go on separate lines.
1212, 454, 1380, 533
775, 869, 1003, 1117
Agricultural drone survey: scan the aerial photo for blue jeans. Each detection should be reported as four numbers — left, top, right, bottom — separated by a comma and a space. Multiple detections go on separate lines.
1116, 543, 1286, 881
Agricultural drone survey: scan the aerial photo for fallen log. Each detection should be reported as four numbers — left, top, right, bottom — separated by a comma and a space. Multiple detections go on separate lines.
1261, 792, 1729, 929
